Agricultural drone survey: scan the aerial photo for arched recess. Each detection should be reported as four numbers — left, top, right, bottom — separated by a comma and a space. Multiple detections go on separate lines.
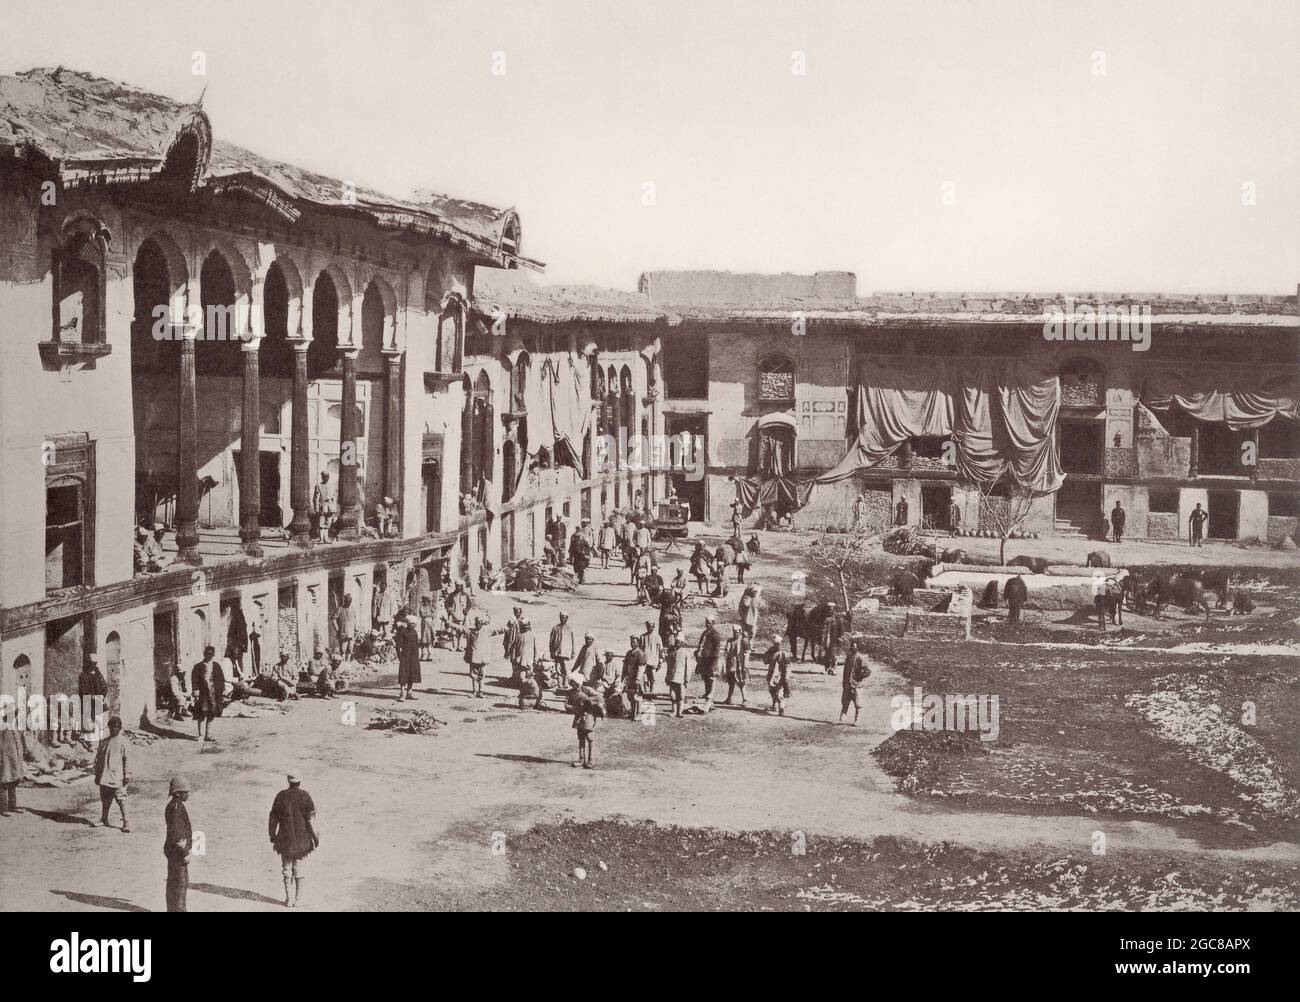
260, 258, 302, 378
131, 232, 188, 372
362, 275, 398, 358
54, 214, 111, 346
197, 247, 248, 375
103, 631, 122, 714
437, 293, 466, 373
620, 365, 635, 440
472, 370, 494, 492
308, 269, 346, 379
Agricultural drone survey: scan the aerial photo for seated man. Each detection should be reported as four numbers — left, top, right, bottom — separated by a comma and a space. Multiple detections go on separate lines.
256, 654, 300, 702
375, 496, 399, 538
166, 666, 189, 720
133, 526, 151, 575
147, 524, 173, 571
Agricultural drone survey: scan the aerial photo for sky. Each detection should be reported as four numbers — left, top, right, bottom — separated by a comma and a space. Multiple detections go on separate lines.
3, 0, 1297, 295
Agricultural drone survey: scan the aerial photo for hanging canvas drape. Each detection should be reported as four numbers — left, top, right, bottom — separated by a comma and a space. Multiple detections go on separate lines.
518, 353, 594, 473
1141, 372, 1299, 430
814, 357, 1065, 493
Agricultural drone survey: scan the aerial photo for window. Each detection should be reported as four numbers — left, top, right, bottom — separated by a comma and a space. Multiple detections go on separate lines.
1268, 493, 1300, 517
46, 480, 86, 591
1260, 418, 1300, 460
509, 352, 529, 414
911, 436, 948, 459
758, 354, 795, 401
437, 298, 465, 373
52, 219, 109, 347
1149, 489, 1179, 513
1059, 357, 1105, 409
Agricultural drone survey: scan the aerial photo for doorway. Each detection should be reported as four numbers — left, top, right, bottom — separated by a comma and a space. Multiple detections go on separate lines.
153, 609, 177, 697
921, 484, 952, 530
422, 459, 441, 533
1207, 490, 1239, 539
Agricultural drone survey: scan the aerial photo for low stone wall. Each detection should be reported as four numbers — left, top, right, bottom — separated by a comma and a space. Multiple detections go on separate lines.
1147, 511, 1180, 539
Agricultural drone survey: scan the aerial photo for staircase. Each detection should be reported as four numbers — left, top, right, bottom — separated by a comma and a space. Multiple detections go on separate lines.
1054, 503, 1097, 539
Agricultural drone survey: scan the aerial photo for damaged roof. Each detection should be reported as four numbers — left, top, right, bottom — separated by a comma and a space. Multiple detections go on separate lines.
638, 271, 1299, 326
0, 67, 538, 269
473, 267, 678, 325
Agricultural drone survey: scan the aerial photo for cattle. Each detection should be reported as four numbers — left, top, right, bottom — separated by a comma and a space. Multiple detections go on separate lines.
939, 547, 968, 565
1003, 575, 1027, 623
786, 602, 807, 659
891, 569, 924, 606
1094, 571, 1125, 629
746, 534, 761, 556
1007, 555, 1050, 574
1144, 574, 1211, 619
1195, 568, 1232, 608
1229, 590, 1256, 615
1085, 550, 1111, 568
978, 580, 1000, 609
802, 600, 838, 662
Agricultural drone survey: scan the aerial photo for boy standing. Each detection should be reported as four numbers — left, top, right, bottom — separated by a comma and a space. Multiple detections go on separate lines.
572, 692, 598, 769
93, 716, 130, 831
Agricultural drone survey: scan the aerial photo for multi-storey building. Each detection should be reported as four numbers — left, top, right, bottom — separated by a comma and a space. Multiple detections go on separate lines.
1, 69, 1296, 736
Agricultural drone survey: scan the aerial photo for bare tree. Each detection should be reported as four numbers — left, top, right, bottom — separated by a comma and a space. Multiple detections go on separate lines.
808, 514, 881, 620
970, 476, 1037, 565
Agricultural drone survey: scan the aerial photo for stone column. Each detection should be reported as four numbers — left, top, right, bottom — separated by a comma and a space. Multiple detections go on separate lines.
239, 340, 263, 556
288, 341, 313, 546
175, 325, 202, 565
335, 347, 360, 539
383, 351, 402, 517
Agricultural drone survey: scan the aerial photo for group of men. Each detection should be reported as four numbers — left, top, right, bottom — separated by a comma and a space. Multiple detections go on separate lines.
132, 523, 172, 575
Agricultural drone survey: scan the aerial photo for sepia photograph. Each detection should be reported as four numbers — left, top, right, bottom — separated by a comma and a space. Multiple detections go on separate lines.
0, 0, 1296, 957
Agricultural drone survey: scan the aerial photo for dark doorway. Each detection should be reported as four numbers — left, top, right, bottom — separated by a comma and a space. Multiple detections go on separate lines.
1207, 490, 1239, 539
234, 451, 282, 527
921, 484, 952, 530
422, 459, 441, 533
503, 512, 515, 563
666, 415, 707, 521
327, 574, 344, 652
1060, 420, 1103, 475
153, 609, 176, 696
1056, 479, 1102, 534
44, 615, 86, 724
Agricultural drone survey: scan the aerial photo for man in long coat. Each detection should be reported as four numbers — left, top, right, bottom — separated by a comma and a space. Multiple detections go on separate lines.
395, 612, 422, 701
695, 616, 722, 705
190, 646, 225, 743
0, 721, 27, 816
549, 613, 576, 685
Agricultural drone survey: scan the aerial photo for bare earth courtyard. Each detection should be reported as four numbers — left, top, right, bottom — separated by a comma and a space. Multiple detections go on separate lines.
2, 528, 1296, 912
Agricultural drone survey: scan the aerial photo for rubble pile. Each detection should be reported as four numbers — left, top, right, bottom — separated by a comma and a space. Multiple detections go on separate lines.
367, 707, 442, 735
505, 559, 577, 592
22, 737, 94, 788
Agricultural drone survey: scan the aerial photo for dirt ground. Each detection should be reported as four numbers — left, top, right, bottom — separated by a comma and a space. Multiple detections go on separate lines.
1, 528, 1296, 912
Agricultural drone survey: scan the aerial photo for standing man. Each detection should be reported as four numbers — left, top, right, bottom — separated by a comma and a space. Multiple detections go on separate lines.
93, 716, 130, 831
765, 634, 789, 716
598, 519, 616, 570
665, 634, 692, 718
77, 654, 108, 741
1189, 502, 1208, 547
0, 712, 27, 817
571, 531, 591, 584
312, 471, 336, 543
839, 639, 870, 726
395, 612, 421, 701
947, 498, 962, 533
190, 646, 225, 743
853, 493, 869, 529
639, 619, 663, 698
572, 630, 601, 686
335, 594, 357, 663
504, 606, 523, 675
695, 616, 722, 707
730, 499, 743, 539
513, 618, 539, 694
622, 634, 646, 720
163, 776, 192, 912
1110, 501, 1126, 544
895, 497, 909, 527
722, 625, 749, 706
549, 613, 576, 686
269, 771, 319, 909
464, 615, 491, 698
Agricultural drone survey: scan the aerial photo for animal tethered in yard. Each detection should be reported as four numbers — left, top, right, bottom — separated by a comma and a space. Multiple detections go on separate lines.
1094, 570, 1127, 630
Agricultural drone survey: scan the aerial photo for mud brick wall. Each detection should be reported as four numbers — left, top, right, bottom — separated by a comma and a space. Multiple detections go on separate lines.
1267, 516, 1300, 543
904, 609, 971, 641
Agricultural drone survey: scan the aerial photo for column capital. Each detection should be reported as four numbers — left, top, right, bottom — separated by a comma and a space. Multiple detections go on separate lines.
290, 339, 311, 354
339, 346, 360, 361
240, 334, 264, 353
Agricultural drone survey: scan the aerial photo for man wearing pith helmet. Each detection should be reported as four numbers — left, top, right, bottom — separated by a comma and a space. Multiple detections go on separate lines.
163, 776, 193, 912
